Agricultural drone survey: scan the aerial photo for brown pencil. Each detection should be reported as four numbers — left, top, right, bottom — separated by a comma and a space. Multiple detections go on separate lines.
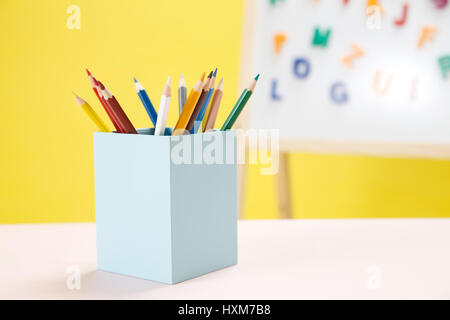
98, 82, 138, 134
203, 77, 223, 131
186, 71, 212, 132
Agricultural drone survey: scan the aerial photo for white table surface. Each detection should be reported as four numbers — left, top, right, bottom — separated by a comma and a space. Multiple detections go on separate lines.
1, 219, 450, 299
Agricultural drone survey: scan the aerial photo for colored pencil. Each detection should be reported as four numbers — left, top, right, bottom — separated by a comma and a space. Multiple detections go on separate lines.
73, 93, 110, 132
86, 69, 122, 132
193, 68, 217, 133
134, 77, 158, 126
203, 77, 223, 131
221, 74, 259, 131
97, 82, 127, 133
186, 71, 212, 133
172, 72, 205, 135
98, 82, 138, 134
154, 77, 171, 136
178, 74, 187, 115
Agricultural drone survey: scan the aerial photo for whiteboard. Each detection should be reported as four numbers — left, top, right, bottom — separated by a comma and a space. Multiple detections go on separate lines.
248, 0, 450, 157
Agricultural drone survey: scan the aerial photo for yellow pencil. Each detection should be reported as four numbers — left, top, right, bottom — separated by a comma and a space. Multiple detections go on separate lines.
172, 73, 205, 135
73, 93, 110, 132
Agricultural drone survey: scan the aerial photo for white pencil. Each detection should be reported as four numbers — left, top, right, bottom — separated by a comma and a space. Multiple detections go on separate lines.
154, 76, 171, 136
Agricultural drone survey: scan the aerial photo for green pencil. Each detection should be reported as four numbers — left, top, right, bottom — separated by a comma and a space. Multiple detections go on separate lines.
221, 74, 259, 130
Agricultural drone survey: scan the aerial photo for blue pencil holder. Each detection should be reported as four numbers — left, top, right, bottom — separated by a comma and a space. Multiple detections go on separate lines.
94, 128, 237, 284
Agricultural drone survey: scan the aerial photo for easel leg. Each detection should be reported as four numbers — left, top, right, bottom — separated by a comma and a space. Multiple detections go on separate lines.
276, 152, 292, 219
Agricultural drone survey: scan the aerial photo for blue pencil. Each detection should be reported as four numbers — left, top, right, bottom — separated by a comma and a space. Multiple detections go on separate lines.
192, 68, 217, 133
134, 77, 158, 126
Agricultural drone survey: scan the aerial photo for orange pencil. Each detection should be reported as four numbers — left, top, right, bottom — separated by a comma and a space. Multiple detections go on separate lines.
172, 72, 205, 135
186, 71, 212, 132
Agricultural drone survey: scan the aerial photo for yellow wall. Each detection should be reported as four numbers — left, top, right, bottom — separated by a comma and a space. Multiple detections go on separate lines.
245, 153, 450, 219
1, 0, 449, 223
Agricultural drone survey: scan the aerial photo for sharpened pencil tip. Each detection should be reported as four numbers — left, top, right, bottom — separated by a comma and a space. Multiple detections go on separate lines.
73, 93, 85, 106
255, 74, 260, 81
97, 81, 105, 90
179, 74, 185, 84
213, 68, 217, 77
217, 77, 224, 90
86, 69, 91, 76
133, 77, 138, 83
179, 74, 186, 88
207, 71, 213, 78
166, 76, 171, 85
200, 72, 206, 81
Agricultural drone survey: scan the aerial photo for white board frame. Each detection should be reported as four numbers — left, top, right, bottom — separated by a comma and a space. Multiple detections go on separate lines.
240, 0, 450, 159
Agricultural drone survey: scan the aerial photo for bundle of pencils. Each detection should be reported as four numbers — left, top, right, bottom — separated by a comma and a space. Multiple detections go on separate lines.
73, 68, 259, 136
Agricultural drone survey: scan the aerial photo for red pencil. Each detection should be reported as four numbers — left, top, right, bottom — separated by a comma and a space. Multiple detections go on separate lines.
97, 82, 138, 134
86, 69, 123, 133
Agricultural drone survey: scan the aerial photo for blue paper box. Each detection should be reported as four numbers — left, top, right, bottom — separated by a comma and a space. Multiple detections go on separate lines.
94, 128, 237, 284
